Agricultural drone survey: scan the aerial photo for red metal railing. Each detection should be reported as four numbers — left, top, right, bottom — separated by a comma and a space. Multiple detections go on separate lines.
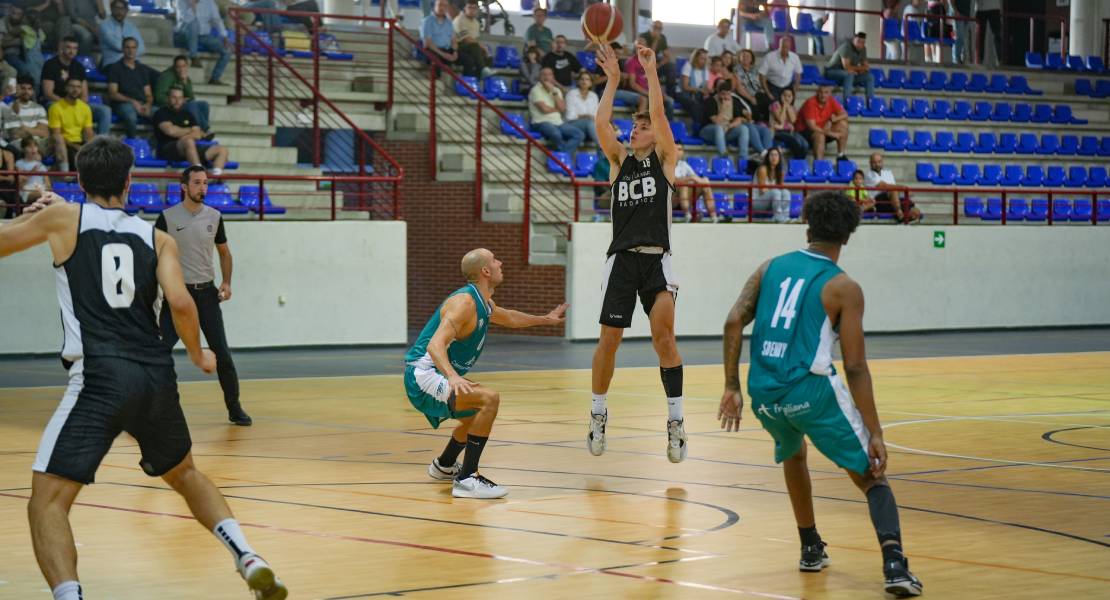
391, 26, 578, 261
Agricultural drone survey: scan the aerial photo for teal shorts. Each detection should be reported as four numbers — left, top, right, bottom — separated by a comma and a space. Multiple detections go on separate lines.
750, 373, 872, 475
403, 365, 478, 429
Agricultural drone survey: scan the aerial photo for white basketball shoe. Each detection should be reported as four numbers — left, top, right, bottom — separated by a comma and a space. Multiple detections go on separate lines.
236, 554, 288, 600
452, 473, 508, 499
587, 411, 607, 456
667, 419, 688, 463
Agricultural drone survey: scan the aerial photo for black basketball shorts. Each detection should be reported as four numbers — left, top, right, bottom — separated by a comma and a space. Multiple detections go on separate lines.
599, 250, 679, 329
33, 356, 193, 484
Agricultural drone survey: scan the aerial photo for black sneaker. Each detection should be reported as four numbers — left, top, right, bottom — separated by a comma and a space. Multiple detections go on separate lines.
799, 541, 829, 572
228, 405, 253, 426
884, 557, 923, 597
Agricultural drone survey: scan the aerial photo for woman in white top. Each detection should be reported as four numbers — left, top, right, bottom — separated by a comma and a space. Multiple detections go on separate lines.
675, 48, 710, 129
563, 71, 599, 145
753, 146, 790, 222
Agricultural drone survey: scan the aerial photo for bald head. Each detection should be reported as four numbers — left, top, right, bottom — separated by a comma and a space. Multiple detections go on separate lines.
461, 248, 493, 282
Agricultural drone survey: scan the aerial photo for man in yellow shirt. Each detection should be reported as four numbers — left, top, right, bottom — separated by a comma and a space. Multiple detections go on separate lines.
47, 79, 94, 172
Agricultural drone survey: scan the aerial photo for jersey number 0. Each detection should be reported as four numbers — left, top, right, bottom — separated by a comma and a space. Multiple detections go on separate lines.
101, 244, 135, 308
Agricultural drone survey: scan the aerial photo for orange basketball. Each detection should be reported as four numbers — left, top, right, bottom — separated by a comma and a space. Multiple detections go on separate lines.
581, 3, 623, 45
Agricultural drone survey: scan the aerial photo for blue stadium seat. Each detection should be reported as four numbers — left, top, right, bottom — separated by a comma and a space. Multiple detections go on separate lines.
125, 137, 169, 167
986, 74, 1008, 93
789, 196, 803, 219
1087, 56, 1106, 73
924, 71, 946, 91
915, 162, 936, 182
905, 21, 928, 48
1058, 135, 1079, 155
785, 159, 808, 183
963, 197, 983, 218
996, 133, 1018, 154
127, 183, 163, 214
955, 164, 981, 185
612, 119, 632, 142
830, 159, 855, 184
969, 101, 991, 121
1024, 51, 1044, 69
805, 159, 834, 183
576, 51, 596, 73
843, 95, 864, 117
1053, 105, 1086, 125
237, 186, 286, 215
1052, 199, 1072, 220
861, 96, 885, 118
881, 19, 904, 47
1010, 103, 1031, 123
1075, 78, 1095, 97
926, 99, 950, 120
1070, 199, 1093, 221
1086, 166, 1108, 188
981, 198, 1003, 221
886, 97, 908, 118
887, 129, 910, 151
728, 159, 752, 182
934, 163, 957, 185
1007, 198, 1028, 221
164, 183, 183, 206
933, 131, 955, 152
1043, 166, 1066, 187
989, 102, 1012, 122
948, 100, 971, 121
574, 152, 597, 177
1030, 104, 1053, 123
500, 113, 535, 138
203, 184, 249, 214
966, 73, 989, 92
905, 98, 929, 119
954, 132, 975, 153
1098, 200, 1110, 222
1065, 166, 1087, 188
726, 194, 750, 220
801, 64, 823, 85
1037, 134, 1060, 155
1067, 55, 1086, 71
1017, 133, 1039, 154
1020, 165, 1043, 187
1096, 80, 1110, 97
670, 121, 704, 146
546, 151, 571, 175
868, 129, 888, 149
707, 157, 736, 181
1001, 165, 1024, 186
945, 72, 969, 92
903, 70, 927, 90
796, 12, 829, 40
454, 76, 479, 98
484, 77, 524, 101
880, 67, 905, 89
770, 8, 794, 33
493, 46, 521, 69
1008, 75, 1042, 95
1044, 54, 1064, 70
77, 55, 106, 82
908, 130, 932, 152
685, 156, 708, 177
1101, 137, 1110, 156
1026, 199, 1048, 221
1077, 135, 1100, 156
869, 68, 885, 87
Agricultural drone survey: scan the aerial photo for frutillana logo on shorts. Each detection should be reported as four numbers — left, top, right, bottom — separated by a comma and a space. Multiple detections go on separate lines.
760, 402, 812, 420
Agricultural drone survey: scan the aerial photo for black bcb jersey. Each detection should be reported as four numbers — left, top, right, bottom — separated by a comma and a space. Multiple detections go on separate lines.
607, 150, 675, 256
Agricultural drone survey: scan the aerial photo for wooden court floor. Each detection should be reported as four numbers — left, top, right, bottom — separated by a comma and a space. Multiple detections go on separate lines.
1, 352, 1108, 599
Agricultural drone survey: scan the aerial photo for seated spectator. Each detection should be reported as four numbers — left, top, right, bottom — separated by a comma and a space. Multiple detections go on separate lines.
733, 49, 762, 110
848, 169, 875, 213
99, 0, 145, 68
63, 0, 104, 57
643, 21, 676, 96
528, 67, 584, 154
758, 36, 802, 101
699, 79, 746, 157
674, 144, 717, 223
520, 46, 542, 94
41, 36, 112, 136
753, 146, 789, 222
47, 78, 94, 172
541, 35, 581, 90
453, 0, 492, 78
768, 87, 808, 159
795, 85, 848, 161
564, 71, 598, 146
106, 37, 153, 138
154, 86, 230, 175
524, 7, 553, 54
2, 75, 50, 160
420, 0, 458, 69
624, 37, 674, 121
738, 1, 775, 49
823, 32, 875, 104
16, 136, 50, 203
590, 42, 640, 111
864, 152, 921, 223
1, 6, 46, 88
675, 48, 710, 129
24, 0, 64, 51
706, 55, 725, 93
703, 18, 740, 57
719, 50, 737, 86
155, 55, 210, 132
173, 0, 232, 85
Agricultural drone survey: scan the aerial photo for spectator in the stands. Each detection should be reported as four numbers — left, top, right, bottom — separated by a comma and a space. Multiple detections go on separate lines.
925, 0, 950, 64
41, 36, 112, 136
675, 48, 709, 129
951, 0, 972, 64
541, 35, 581, 90
420, 0, 458, 69
706, 55, 725, 93
590, 42, 641, 111
699, 79, 747, 158
848, 169, 875, 213
864, 152, 921, 223
16, 136, 50, 203
975, 0, 1001, 68
823, 31, 875, 104
703, 18, 740, 57
768, 87, 808, 159
796, 85, 848, 161
1, 5, 46, 88
758, 36, 801, 101
453, 0, 491, 78
23, 0, 64, 51
902, 0, 928, 65
3, 75, 50, 159
62, 0, 103, 57
719, 50, 736, 81
154, 86, 230, 175
100, 0, 145, 68
106, 37, 153, 138
47, 77, 93, 172
525, 7, 553, 54
624, 36, 674, 120
733, 48, 761, 108
528, 67, 584, 154
564, 71, 598, 146
155, 55, 210, 132
642, 20, 676, 95
173, 0, 232, 84
737, 1, 775, 49
673, 144, 717, 223
754, 146, 789, 222
520, 45, 542, 93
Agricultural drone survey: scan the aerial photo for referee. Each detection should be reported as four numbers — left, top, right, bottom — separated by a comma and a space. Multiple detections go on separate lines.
155, 165, 251, 426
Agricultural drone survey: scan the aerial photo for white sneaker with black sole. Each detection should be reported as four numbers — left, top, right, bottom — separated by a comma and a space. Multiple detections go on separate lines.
236, 553, 288, 600
427, 458, 460, 481
587, 411, 607, 456
666, 419, 688, 463
452, 473, 508, 499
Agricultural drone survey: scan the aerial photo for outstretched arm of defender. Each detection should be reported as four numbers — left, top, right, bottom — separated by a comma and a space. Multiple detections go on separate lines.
719, 261, 768, 431
155, 231, 215, 374
635, 44, 677, 163
490, 302, 568, 328
427, 294, 478, 395
594, 44, 626, 170
0, 195, 72, 258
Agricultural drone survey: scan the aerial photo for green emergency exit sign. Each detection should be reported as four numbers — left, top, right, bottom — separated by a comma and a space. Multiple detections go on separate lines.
933, 231, 946, 249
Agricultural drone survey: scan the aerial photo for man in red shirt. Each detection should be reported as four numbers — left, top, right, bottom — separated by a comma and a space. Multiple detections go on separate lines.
795, 85, 849, 160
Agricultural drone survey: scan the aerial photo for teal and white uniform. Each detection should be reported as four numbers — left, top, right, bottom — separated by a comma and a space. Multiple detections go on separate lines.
404, 284, 491, 428
747, 250, 871, 474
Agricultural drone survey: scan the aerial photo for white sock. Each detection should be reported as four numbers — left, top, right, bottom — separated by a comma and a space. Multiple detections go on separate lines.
591, 393, 607, 416
52, 581, 82, 600
667, 396, 684, 421
213, 518, 256, 560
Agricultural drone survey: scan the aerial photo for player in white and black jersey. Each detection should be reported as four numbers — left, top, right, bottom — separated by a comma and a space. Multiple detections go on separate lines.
0, 137, 287, 600
588, 42, 688, 463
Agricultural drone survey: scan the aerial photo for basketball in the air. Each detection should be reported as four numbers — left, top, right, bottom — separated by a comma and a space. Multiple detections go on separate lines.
581, 3, 623, 44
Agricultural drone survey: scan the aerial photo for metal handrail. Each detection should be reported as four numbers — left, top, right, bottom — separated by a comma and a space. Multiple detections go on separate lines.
732, 3, 886, 50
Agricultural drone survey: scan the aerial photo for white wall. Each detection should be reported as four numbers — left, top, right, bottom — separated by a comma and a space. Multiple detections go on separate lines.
565, 223, 1110, 340
0, 221, 407, 355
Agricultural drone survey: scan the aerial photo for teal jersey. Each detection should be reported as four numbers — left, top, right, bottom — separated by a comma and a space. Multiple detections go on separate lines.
404, 284, 492, 376
747, 250, 844, 399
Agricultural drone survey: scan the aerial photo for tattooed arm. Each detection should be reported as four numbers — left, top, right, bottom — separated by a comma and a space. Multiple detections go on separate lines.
718, 260, 768, 431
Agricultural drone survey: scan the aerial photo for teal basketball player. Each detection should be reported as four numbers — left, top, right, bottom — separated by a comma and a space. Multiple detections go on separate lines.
405, 248, 568, 499
718, 192, 923, 597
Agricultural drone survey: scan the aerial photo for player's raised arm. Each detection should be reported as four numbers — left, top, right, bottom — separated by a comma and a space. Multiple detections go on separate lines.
719, 260, 769, 431
594, 43, 626, 170
635, 43, 676, 167
490, 301, 568, 328
155, 230, 215, 374
427, 294, 478, 395
0, 195, 74, 259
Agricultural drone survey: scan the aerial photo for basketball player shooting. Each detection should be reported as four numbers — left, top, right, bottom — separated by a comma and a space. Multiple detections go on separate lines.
587, 42, 687, 462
